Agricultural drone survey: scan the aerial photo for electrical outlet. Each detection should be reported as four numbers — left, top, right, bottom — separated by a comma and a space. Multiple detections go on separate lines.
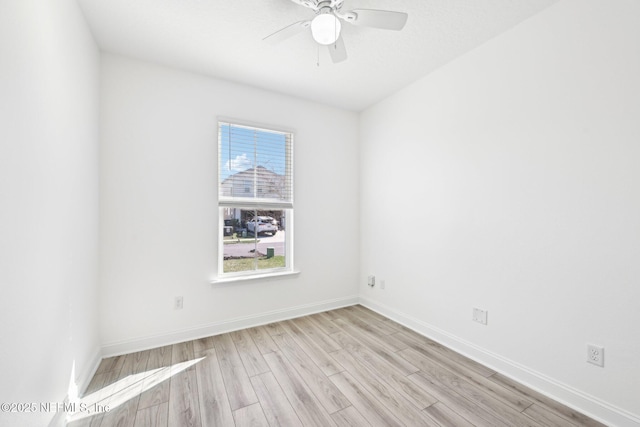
587, 344, 604, 367
175, 296, 183, 310
380, 280, 386, 290
367, 275, 375, 288
472, 307, 488, 325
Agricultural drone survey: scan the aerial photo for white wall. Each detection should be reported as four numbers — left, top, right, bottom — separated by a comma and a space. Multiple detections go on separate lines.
99, 54, 360, 352
0, 1, 100, 426
359, 0, 640, 425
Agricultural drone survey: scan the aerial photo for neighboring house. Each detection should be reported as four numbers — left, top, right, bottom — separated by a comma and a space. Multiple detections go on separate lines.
220, 166, 285, 200
220, 166, 286, 226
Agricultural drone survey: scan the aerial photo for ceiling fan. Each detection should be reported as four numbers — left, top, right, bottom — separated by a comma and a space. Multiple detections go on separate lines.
263, 0, 408, 63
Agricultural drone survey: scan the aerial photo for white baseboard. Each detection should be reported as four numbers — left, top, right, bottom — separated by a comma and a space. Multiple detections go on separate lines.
101, 295, 359, 357
359, 297, 640, 427
77, 347, 102, 395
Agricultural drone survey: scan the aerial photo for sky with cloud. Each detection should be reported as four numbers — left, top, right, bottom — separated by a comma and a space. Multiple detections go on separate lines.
219, 123, 288, 181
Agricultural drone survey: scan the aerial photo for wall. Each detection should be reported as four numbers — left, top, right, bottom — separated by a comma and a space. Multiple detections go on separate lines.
0, 0, 101, 426
359, 0, 640, 425
99, 54, 360, 353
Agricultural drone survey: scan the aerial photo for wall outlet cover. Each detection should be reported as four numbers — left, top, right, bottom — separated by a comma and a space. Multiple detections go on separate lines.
587, 344, 604, 367
472, 307, 488, 325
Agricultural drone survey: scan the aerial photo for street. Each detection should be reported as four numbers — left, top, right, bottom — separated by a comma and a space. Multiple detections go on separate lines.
223, 231, 285, 258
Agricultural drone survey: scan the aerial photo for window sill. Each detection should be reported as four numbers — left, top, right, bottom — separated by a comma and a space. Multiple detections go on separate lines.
211, 270, 300, 285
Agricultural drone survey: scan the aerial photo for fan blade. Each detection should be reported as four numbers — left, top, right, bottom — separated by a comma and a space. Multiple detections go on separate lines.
263, 21, 310, 45
328, 36, 347, 63
348, 9, 408, 30
290, 0, 318, 10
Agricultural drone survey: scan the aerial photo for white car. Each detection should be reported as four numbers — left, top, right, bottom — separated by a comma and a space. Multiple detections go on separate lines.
246, 216, 278, 236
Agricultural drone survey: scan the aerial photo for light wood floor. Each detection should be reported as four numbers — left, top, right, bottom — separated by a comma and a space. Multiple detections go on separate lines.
69, 305, 606, 427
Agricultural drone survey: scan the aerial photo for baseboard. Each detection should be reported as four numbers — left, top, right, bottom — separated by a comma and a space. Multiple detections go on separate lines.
359, 297, 640, 427
77, 346, 103, 396
101, 295, 359, 357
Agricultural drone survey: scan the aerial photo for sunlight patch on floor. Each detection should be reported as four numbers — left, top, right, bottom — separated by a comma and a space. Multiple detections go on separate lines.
66, 357, 204, 423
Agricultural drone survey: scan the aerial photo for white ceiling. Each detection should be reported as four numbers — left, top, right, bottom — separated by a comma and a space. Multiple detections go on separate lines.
78, 0, 558, 111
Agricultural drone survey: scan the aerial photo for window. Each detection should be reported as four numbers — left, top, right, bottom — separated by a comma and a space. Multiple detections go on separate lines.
217, 120, 294, 279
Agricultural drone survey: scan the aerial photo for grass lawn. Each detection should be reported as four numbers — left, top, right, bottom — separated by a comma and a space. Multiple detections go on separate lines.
224, 256, 285, 272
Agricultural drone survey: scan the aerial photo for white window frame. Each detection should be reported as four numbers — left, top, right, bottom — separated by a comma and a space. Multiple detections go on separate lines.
213, 119, 296, 283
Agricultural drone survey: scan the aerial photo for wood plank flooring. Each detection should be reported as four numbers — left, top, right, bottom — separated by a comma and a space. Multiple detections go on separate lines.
68, 305, 606, 427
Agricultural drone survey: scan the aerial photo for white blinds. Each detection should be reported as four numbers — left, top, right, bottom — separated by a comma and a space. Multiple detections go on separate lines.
218, 121, 293, 208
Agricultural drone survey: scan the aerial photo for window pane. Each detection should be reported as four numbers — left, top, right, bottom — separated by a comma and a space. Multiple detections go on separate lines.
219, 122, 292, 205
221, 207, 287, 273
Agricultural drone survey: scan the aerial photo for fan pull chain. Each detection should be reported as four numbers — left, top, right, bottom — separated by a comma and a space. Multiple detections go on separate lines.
317, 44, 320, 67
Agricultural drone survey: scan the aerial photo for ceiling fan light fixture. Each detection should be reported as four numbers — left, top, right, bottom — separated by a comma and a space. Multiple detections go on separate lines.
311, 13, 341, 45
